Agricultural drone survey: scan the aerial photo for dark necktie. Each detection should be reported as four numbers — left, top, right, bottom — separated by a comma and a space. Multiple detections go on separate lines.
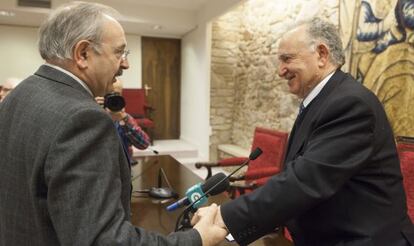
285, 102, 306, 163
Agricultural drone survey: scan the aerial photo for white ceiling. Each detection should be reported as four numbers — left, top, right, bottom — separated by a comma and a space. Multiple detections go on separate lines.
0, 0, 242, 37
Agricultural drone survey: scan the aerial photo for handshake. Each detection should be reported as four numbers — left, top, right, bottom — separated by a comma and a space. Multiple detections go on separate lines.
191, 203, 230, 246
177, 148, 264, 245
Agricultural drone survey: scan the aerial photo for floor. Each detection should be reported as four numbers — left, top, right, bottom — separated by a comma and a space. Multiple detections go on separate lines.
132, 139, 226, 179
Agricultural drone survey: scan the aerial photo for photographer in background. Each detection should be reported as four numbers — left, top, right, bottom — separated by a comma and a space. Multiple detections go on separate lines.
96, 78, 150, 165
0, 77, 22, 102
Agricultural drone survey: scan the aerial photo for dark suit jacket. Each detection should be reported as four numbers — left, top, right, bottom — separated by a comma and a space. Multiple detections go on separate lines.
221, 70, 414, 246
0, 65, 200, 245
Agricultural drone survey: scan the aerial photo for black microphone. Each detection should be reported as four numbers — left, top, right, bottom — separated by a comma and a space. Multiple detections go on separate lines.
167, 173, 229, 211
184, 147, 262, 210
134, 167, 178, 199
248, 147, 263, 160
173, 147, 263, 231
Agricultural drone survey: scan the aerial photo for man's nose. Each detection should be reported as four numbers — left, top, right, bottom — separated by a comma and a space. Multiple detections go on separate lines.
121, 59, 129, 70
278, 63, 287, 77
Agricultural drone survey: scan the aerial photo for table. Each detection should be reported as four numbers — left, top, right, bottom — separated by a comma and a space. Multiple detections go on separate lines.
130, 155, 292, 246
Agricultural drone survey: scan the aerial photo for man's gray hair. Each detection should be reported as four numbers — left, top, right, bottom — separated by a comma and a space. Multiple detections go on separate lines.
38, 1, 120, 61
302, 17, 345, 66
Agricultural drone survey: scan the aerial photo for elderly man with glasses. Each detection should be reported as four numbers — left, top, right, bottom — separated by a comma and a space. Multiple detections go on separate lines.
0, 2, 227, 246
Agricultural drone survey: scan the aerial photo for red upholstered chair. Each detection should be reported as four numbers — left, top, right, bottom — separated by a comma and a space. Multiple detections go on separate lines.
122, 89, 155, 142
396, 136, 414, 222
196, 127, 288, 198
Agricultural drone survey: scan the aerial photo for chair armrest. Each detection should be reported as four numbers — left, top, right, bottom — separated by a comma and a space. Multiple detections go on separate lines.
218, 157, 248, 166
195, 162, 219, 180
228, 174, 246, 182
230, 181, 257, 189
194, 162, 220, 168
227, 181, 258, 198
195, 157, 248, 180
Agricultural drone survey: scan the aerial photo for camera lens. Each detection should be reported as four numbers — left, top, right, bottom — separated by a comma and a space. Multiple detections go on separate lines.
104, 93, 126, 112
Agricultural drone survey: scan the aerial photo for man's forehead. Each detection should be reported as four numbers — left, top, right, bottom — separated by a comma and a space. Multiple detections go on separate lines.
276, 37, 295, 54
101, 16, 127, 45
277, 28, 309, 53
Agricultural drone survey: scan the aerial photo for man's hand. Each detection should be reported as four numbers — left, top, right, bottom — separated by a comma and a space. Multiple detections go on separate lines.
95, 96, 105, 106
213, 206, 227, 230
192, 205, 227, 231
108, 110, 126, 122
192, 204, 227, 246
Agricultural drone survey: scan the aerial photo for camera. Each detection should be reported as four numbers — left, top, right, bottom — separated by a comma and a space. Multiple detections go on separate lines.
103, 92, 126, 112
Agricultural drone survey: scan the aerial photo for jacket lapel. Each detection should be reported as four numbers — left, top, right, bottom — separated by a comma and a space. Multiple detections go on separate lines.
285, 70, 348, 163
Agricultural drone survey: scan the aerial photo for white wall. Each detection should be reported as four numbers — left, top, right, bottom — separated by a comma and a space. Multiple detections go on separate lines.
0, 25, 43, 82
180, 22, 212, 160
0, 24, 141, 89
123, 34, 142, 88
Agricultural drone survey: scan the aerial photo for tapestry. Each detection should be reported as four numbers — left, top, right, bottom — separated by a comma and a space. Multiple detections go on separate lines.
340, 0, 414, 137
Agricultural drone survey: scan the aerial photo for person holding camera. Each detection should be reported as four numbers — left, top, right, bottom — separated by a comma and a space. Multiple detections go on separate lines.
96, 79, 150, 164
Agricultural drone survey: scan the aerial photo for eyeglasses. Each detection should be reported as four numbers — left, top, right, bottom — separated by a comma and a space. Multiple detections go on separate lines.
121, 50, 130, 60
90, 41, 130, 61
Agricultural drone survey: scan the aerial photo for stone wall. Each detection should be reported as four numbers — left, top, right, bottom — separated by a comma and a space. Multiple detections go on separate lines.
209, 9, 242, 161
209, 0, 340, 160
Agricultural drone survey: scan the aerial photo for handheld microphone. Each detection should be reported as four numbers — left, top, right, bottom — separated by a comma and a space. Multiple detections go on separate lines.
166, 173, 229, 211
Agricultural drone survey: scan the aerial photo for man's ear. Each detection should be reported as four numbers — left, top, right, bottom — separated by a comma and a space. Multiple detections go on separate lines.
316, 43, 330, 67
73, 40, 92, 69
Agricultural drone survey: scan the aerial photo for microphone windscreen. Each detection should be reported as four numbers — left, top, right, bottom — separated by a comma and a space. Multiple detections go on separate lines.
201, 173, 229, 196
249, 147, 263, 160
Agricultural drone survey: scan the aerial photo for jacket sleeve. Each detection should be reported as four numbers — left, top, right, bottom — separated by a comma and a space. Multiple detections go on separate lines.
44, 108, 201, 246
221, 94, 376, 245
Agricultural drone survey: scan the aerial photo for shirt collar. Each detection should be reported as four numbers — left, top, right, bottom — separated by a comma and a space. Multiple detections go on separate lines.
302, 71, 335, 108
44, 63, 93, 96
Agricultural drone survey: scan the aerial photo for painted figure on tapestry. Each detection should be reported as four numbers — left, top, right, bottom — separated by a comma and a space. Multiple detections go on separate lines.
340, 0, 414, 136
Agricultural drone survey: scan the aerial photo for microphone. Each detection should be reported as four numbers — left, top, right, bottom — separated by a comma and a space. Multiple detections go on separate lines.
169, 147, 263, 212
173, 147, 263, 231
166, 173, 229, 211
185, 147, 262, 209
247, 147, 263, 160
134, 167, 178, 199
149, 167, 177, 199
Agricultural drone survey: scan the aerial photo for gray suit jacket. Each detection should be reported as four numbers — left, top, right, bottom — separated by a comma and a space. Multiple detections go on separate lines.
0, 65, 201, 245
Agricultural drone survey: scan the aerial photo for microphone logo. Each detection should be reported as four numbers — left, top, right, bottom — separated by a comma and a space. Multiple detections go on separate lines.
166, 173, 229, 212
186, 183, 207, 208
190, 193, 201, 201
